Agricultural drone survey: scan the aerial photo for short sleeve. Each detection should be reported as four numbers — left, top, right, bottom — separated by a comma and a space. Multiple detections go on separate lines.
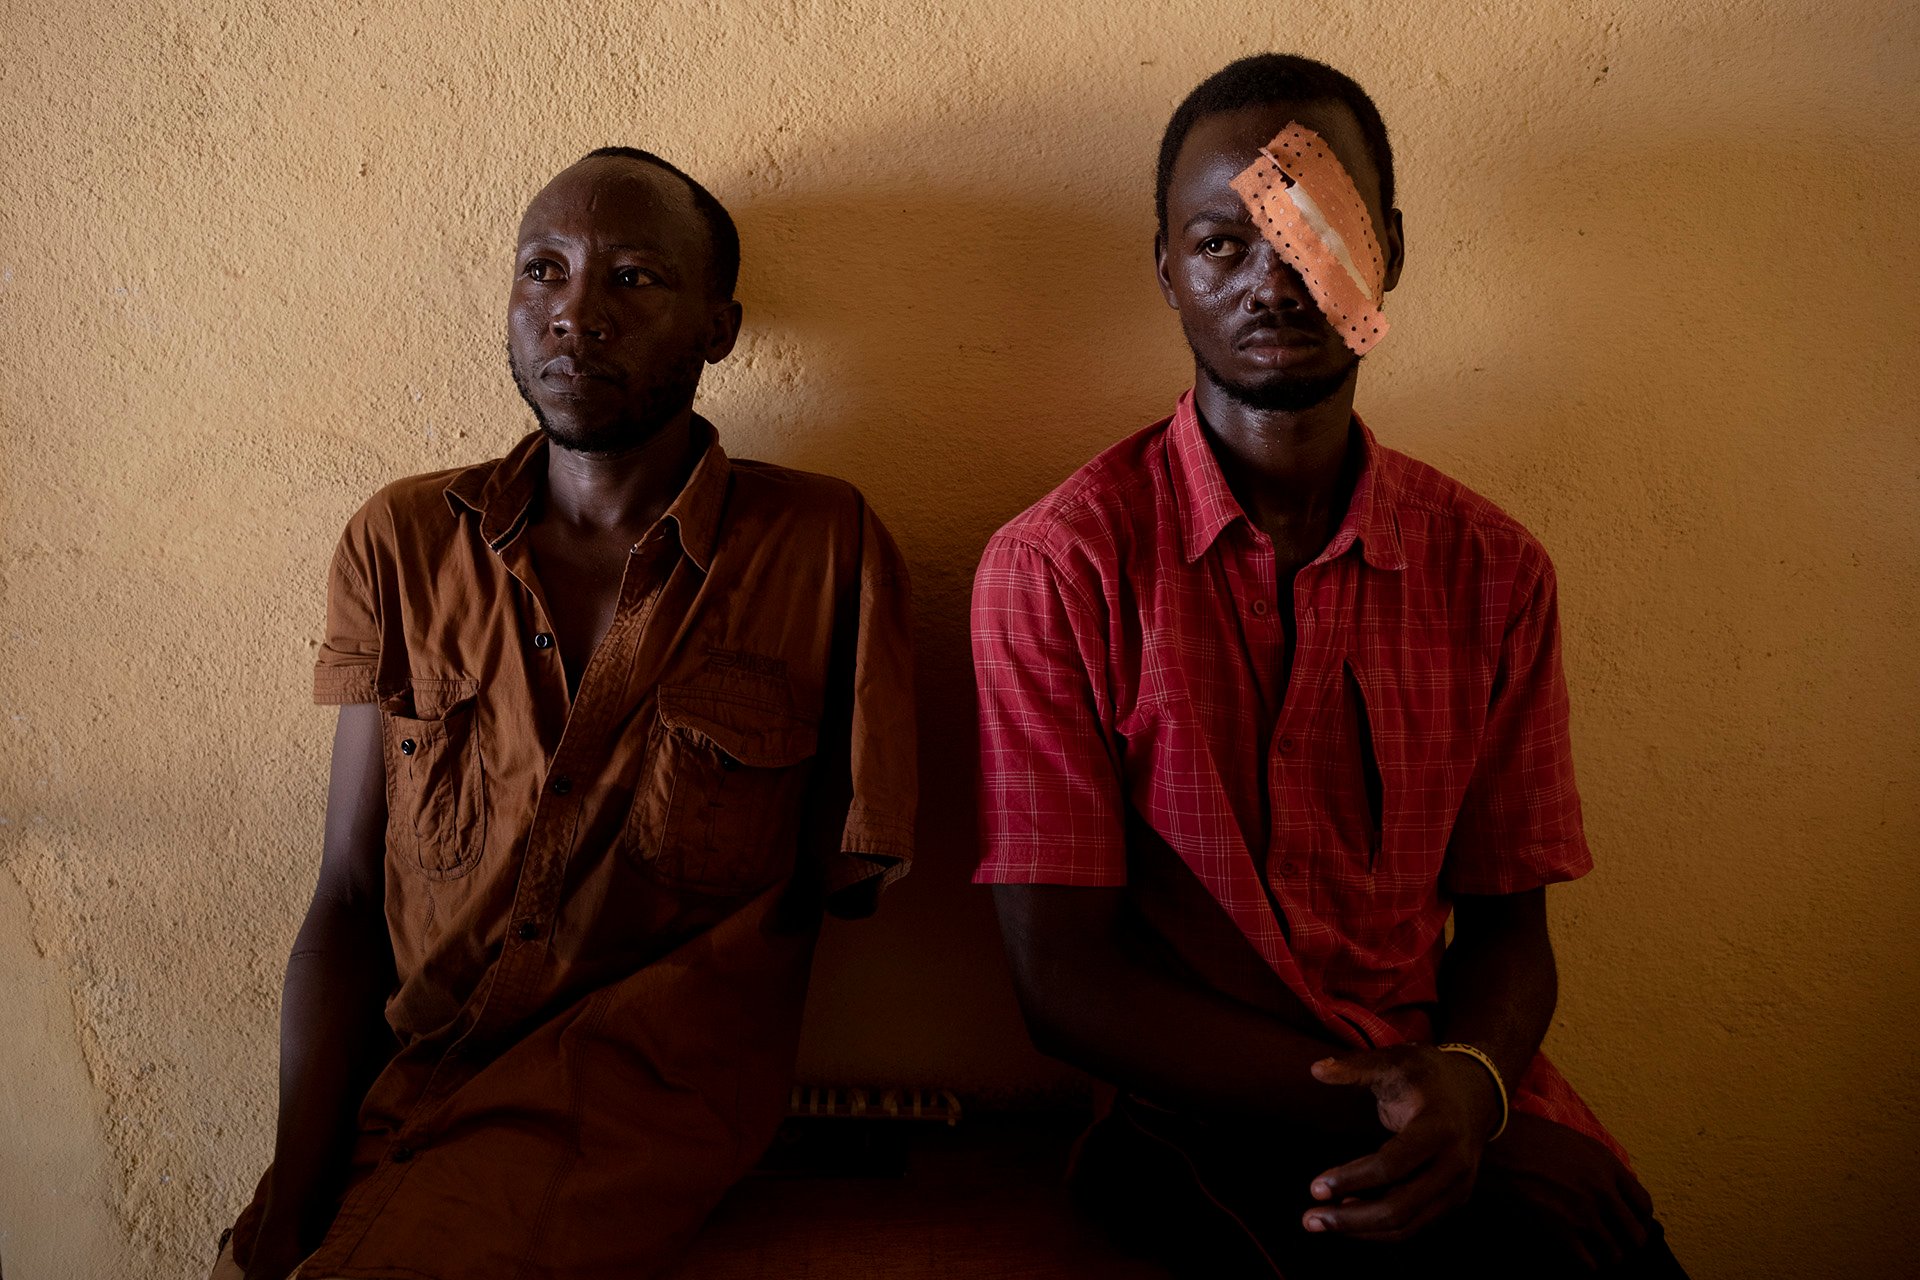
971, 535, 1128, 886
312, 511, 382, 706
1442, 545, 1593, 895
815, 498, 917, 905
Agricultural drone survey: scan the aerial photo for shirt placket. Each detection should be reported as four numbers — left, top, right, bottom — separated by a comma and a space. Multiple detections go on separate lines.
309, 528, 686, 1275
1266, 556, 1358, 965
467, 525, 682, 1046
1223, 528, 1285, 718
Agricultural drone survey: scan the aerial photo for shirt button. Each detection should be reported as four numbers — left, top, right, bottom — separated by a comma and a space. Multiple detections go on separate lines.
532, 632, 554, 650
1251, 599, 1270, 617
551, 776, 573, 796
1279, 861, 1296, 876
1279, 735, 1297, 754
514, 919, 540, 941
390, 1144, 415, 1164
399, 738, 416, 756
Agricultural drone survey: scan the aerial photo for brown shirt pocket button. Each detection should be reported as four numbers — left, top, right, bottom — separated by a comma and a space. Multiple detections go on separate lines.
400, 738, 417, 756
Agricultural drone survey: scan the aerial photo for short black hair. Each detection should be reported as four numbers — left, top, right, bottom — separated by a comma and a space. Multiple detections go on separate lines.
1155, 54, 1394, 241
581, 146, 741, 300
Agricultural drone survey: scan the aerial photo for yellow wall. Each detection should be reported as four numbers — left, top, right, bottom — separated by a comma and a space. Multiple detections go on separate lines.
2, 1, 1915, 1275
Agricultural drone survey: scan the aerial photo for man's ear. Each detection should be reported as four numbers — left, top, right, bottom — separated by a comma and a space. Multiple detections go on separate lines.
704, 299, 744, 364
1380, 208, 1405, 295
1154, 233, 1178, 309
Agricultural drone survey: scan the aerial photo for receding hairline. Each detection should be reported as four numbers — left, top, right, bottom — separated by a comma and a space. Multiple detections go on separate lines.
520, 155, 702, 224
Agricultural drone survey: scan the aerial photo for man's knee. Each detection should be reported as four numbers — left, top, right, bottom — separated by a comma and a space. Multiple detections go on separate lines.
1070, 1108, 1255, 1275
1463, 1160, 1689, 1280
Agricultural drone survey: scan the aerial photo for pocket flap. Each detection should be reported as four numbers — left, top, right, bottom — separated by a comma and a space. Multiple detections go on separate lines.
658, 685, 818, 768
380, 677, 480, 721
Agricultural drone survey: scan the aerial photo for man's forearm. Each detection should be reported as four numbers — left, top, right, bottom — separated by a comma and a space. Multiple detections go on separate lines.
1435, 889, 1557, 1097
255, 908, 397, 1254
1018, 943, 1382, 1137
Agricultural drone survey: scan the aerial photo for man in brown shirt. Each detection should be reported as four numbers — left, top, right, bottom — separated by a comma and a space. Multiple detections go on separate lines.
215, 147, 917, 1280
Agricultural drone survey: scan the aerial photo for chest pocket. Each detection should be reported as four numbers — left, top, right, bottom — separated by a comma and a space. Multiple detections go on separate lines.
380, 678, 487, 879
626, 684, 819, 896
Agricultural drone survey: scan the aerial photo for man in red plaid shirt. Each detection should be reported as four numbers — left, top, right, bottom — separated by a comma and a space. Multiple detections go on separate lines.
973, 54, 1688, 1278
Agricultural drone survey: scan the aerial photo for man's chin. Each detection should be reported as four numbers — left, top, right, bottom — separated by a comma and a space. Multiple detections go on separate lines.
537, 415, 665, 457
1210, 362, 1356, 413
524, 389, 700, 458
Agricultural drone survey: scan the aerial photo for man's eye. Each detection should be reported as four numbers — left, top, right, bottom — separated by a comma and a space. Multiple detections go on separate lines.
1199, 237, 1242, 259
614, 267, 654, 287
522, 260, 563, 282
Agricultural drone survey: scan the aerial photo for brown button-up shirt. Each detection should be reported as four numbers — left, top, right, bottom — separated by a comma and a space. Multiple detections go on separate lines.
233, 423, 916, 1279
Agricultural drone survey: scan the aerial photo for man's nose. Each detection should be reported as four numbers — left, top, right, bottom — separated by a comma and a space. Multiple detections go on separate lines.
549, 281, 611, 341
1246, 243, 1307, 313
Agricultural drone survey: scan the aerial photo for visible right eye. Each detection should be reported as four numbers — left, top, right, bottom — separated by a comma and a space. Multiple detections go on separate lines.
1199, 236, 1243, 259
522, 259, 564, 282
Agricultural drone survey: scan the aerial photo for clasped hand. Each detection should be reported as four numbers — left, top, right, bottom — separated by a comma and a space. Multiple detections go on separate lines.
1300, 1043, 1502, 1242
1302, 1045, 1657, 1269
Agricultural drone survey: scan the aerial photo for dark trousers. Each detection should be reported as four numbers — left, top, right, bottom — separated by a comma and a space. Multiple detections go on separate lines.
1069, 1095, 1691, 1280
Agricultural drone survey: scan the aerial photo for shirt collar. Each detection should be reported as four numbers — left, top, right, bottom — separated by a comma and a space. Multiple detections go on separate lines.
1167, 388, 1406, 572
443, 417, 732, 572
661, 419, 730, 573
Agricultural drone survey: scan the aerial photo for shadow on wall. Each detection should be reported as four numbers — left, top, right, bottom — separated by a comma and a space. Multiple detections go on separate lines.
31, 110, 1896, 1280
706, 185, 1188, 1100
680, 121, 1914, 1132
4, 9, 1912, 1273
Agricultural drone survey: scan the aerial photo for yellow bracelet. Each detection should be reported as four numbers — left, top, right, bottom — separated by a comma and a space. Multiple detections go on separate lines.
1437, 1043, 1510, 1141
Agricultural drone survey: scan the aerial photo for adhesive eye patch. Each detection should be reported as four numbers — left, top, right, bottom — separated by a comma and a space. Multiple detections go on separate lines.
1228, 122, 1390, 355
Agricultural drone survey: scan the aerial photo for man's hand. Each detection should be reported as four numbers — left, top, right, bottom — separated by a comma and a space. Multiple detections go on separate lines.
237, 1216, 306, 1280
1480, 1111, 1656, 1271
1299, 1044, 1503, 1241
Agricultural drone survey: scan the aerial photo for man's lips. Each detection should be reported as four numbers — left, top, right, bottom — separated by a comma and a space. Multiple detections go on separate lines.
1235, 322, 1322, 351
538, 355, 622, 386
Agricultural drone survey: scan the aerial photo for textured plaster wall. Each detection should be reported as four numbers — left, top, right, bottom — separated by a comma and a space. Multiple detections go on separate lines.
1, 1, 1914, 1276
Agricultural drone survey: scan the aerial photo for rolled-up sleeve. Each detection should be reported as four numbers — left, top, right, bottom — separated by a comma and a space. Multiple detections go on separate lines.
971, 534, 1128, 886
818, 497, 917, 898
312, 507, 383, 706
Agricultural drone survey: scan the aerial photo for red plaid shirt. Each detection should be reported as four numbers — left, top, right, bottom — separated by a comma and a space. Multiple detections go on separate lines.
973, 391, 1621, 1158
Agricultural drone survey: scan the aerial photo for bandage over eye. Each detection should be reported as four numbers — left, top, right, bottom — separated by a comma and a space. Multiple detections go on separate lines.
1228, 123, 1389, 355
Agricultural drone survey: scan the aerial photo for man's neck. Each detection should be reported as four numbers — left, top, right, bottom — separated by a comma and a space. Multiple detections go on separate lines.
540, 411, 699, 539
1192, 369, 1359, 564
